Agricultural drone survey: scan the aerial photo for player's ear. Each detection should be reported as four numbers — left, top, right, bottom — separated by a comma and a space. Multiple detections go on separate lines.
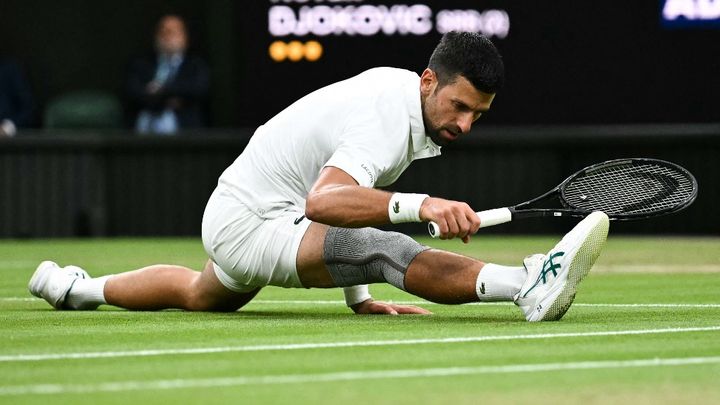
420, 68, 438, 96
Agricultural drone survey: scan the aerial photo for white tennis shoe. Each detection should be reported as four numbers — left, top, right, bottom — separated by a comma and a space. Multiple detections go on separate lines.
28, 261, 89, 309
514, 211, 609, 321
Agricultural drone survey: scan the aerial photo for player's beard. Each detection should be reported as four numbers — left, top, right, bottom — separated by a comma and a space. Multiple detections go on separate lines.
425, 127, 443, 146
423, 118, 456, 147
421, 91, 457, 147
422, 108, 445, 146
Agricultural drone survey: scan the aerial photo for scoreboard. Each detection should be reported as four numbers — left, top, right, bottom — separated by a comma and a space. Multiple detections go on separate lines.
662, 0, 720, 27
233, 1, 719, 126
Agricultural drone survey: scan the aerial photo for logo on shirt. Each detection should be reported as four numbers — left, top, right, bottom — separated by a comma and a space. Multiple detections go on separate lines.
360, 163, 375, 184
393, 201, 400, 214
293, 215, 305, 225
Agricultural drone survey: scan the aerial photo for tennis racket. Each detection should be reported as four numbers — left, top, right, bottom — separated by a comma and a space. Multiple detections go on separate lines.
428, 158, 698, 238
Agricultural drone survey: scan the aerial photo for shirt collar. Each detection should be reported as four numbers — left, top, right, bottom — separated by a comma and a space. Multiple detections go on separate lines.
405, 74, 441, 161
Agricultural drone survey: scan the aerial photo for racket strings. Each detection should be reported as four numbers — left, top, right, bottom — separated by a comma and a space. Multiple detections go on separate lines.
562, 163, 695, 216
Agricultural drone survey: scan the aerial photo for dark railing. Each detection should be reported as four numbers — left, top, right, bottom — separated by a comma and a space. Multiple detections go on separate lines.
1, 124, 718, 237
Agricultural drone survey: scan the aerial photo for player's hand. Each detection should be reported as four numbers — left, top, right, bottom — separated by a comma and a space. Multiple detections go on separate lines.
351, 299, 432, 315
419, 197, 481, 243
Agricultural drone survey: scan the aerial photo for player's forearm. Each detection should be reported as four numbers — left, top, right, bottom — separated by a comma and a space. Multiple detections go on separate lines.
305, 185, 392, 227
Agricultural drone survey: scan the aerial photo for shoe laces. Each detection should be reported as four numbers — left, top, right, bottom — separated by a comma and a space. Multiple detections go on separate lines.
523, 254, 545, 273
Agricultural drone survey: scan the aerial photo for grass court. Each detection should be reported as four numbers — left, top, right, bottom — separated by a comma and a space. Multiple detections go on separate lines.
1, 235, 719, 404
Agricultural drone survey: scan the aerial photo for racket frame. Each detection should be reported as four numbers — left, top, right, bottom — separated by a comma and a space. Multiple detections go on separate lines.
427, 158, 698, 238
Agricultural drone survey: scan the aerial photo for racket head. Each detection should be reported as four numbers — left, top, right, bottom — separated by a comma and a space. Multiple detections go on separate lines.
558, 158, 698, 220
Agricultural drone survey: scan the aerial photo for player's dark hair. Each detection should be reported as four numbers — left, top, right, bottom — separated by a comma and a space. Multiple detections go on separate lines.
428, 32, 504, 93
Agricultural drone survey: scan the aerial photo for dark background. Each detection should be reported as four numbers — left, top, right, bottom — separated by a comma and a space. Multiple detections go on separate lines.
0, 0, 717, 237
1, 0, 718, 128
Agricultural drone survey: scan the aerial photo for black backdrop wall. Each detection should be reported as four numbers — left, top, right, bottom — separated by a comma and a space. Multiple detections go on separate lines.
1, 1, 718, 237
1, 0, 719, 128
1, 125, 717, 238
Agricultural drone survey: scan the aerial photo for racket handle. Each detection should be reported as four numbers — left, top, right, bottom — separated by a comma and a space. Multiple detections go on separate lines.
428, 208, 513, 238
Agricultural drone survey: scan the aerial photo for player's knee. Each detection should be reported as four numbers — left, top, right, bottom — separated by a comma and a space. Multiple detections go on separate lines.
323, 227, 429, 290
184, 284, 260, 312
182, 277, 225, 312
183, 291, 229, 312
181, 287, 212, 311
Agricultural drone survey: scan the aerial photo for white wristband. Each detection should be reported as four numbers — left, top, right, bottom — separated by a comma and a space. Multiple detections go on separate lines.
343, 285, 371, 307
388, 193, 429, 224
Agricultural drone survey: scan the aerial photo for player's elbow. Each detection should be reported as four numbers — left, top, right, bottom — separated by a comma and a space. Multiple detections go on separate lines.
306, 190, 352, 226
304, 192, 325, 223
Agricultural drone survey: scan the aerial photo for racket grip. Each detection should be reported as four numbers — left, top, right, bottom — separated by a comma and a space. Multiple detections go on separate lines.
428, 208, 513, 238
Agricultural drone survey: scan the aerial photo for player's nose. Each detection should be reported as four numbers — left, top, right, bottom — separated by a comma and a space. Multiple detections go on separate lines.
457, 114, 473, 134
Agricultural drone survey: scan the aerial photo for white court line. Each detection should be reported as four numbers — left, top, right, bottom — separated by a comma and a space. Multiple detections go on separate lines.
6, 297, 720, 308
2, 297, 46, 302
1, 355, 719, 396
1, 326, 719, 363
573, 303, 720, 308
0, 261, 39, 270
253, 300, 720, 309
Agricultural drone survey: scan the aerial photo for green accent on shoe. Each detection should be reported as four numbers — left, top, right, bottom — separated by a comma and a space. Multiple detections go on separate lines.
521, 252, 565, 299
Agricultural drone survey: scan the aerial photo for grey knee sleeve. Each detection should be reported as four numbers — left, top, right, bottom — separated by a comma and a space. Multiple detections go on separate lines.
322, 227, 429, 290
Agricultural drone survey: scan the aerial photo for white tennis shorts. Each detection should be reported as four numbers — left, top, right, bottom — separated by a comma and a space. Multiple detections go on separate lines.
201, 186, 312, 293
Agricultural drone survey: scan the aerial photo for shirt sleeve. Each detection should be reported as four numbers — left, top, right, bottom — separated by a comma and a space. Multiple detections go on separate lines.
324, 139, 383, 187
323, 103, 409, 188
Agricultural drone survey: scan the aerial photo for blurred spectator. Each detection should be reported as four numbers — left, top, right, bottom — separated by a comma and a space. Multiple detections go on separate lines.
0, 57, 34, 137
126, 15, 209, 135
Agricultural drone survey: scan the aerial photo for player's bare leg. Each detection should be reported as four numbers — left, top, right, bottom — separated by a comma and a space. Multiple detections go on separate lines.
403, 250, 482, 304
297, 213, 609, 321
297, 223, 491, 304
29, 259, 260, 312
104, 260, 260, 311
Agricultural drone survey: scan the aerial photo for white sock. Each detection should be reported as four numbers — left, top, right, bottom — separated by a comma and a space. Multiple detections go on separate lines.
475, 263, 526, 302
65, 275, 112, 310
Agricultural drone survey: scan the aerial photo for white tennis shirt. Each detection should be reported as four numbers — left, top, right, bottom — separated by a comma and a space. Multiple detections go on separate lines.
218, 67, 442, 218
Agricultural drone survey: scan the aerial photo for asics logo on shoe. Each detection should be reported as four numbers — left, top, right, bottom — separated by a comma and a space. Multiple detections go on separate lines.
540, 252, 564, 283
521, 251, 565, 299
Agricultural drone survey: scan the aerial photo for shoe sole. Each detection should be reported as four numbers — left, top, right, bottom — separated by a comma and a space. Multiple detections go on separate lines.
28, 261, 57, 300
539, 212, 609, 321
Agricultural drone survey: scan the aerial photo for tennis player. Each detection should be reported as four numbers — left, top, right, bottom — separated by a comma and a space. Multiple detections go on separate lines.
30, 32, 609, 321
